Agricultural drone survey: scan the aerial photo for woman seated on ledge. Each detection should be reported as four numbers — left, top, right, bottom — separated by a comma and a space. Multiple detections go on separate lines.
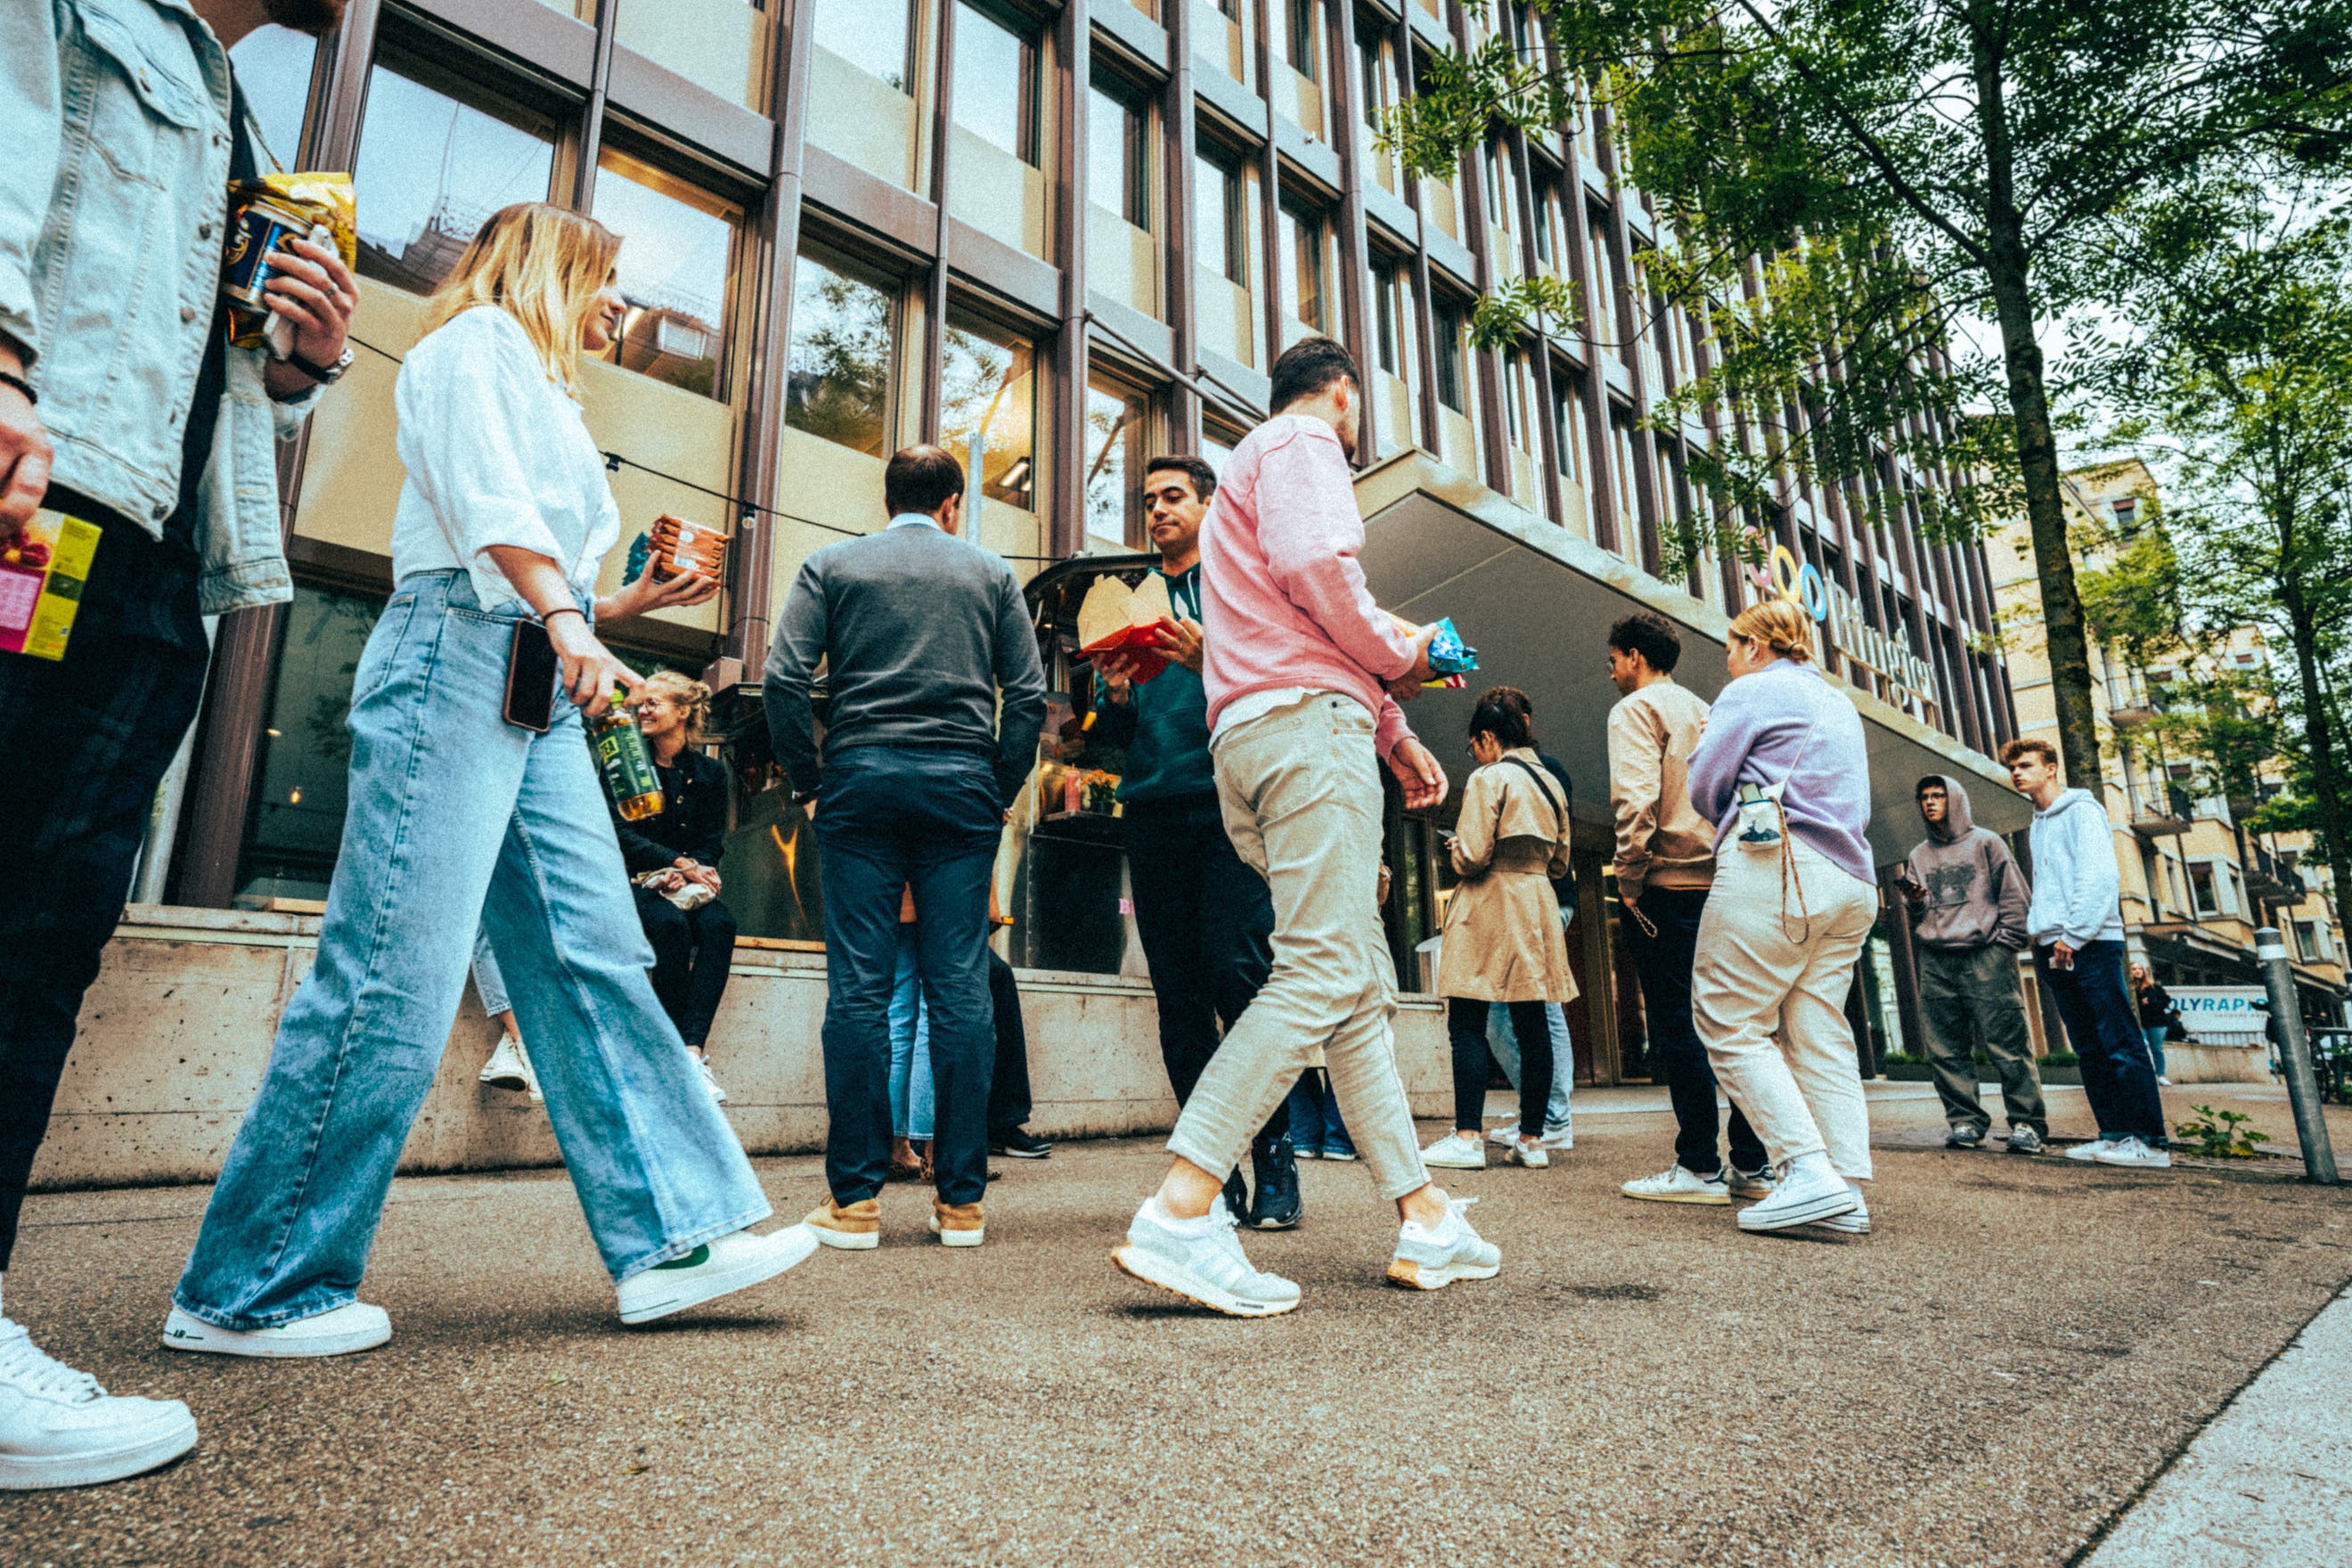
614, 672, 738, 1102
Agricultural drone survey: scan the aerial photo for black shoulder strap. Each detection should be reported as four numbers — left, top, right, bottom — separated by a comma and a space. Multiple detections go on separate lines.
1503, 757, 1564, 836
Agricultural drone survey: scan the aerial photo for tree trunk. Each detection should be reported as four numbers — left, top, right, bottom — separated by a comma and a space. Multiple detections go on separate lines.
2275, 540, 2352, 888
1973, 24, 2103, 791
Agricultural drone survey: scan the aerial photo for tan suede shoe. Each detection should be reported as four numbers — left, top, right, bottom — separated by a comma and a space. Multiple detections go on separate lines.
928, 1199, 984, 1248
804, 1196, 880, 1251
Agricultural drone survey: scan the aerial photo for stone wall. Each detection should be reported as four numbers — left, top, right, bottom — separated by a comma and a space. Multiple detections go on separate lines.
31, 906, 1451, 1191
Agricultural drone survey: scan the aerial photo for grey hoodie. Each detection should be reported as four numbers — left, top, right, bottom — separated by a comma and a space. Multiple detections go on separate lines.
1905, 774, 2031, 951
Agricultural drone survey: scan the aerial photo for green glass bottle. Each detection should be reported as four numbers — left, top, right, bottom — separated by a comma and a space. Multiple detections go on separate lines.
590, 687, 665, 821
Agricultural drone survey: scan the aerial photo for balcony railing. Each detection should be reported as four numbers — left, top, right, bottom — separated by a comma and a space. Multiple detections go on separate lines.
2247, 841, 2308, 906
2127, 781, 2193, 838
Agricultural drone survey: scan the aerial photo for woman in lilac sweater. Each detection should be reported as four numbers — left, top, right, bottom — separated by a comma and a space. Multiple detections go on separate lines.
1685, 600, 1880, 1238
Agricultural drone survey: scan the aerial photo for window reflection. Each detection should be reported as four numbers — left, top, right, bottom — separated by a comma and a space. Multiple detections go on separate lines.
353, 57, 556, 293
592, 151, 739, 399
940, 311, 1037, 512
1279, 200, 1329, 339
815, 0, 914, 91
229, 24, 315, 170
1085, 373, 1150, 549
237, 586, 385, 906
1089, 80, 1149, 228
955, 3, 1041, 165
787, 248, 897, 456
615, 0, 770, 111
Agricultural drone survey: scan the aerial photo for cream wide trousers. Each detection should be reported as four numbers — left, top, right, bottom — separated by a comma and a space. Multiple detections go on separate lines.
1691, 833, 1881, 1179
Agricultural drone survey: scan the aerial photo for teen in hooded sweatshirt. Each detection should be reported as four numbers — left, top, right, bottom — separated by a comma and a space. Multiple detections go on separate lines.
1899, 775, 2046, 1153
2003, 739, 2170, 1167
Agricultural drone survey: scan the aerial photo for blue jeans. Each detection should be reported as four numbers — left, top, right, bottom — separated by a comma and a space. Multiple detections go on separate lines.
175, 572, 770, 1328
815, 746, 1001, 1205
2035, 939, 2168, 1146
1286, 1070, 1354, 1156
2141, 1024, 2168, 1079
470, 927, 509, 1017
1489, 1000, 1574, 1131
890, 923, 935, 1141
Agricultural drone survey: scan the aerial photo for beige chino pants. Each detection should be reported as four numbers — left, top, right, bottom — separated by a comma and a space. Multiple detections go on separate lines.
1692, 835, 1881, 1179
1165, 693, 1429, 1201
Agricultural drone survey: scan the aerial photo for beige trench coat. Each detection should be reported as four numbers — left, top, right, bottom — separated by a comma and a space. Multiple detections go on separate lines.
1437, 749, 1579, 1003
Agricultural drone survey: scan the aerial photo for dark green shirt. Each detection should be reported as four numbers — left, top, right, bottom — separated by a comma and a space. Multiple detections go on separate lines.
1091, 564, 1215, 804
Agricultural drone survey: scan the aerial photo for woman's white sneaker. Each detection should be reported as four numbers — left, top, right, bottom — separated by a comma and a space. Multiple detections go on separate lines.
1803, 1182, 1872, 1235
617, 1226, 818, 1326
1112, 1197, 1301, 1318
1, 1317, 196, 1490
160, 1300, 391, 1359
478, 1036, 529, 1090
1735, 1162, 1859, 1232
1505, 1139, 1549, 1169
1419, 1131, 1487, 1170
1620, 1164, 1730, 1205
2092, 1136, 2173, 1170
690, 1050, 728, 1104
1387, 1196, 1501, 1290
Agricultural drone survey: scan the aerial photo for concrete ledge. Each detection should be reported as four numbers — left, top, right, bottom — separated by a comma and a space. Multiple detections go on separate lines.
32, 905, 1450, 1191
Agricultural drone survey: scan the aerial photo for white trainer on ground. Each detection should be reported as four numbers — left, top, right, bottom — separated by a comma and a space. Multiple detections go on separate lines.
1487, 1122, 1573, 1151
1620, 1164, 1730, 1205
479, 1035, 530, 1091
690, 1050, 727, 1104
160, 1299, 391, 1359
2092, 1135, 2173, 1170
616, 1226, 819, 1326
1735, 1154, 1860, 1233
1, 1310, 196, 1490
1503, 1139, 1550, 1169
1418, 1131, 1487, 1170
2063, 1139, 2109, 1163
1112, 1197, 1302, 1318
1386, 1196, 1501, 1291
1804, 1180, 1872, 1235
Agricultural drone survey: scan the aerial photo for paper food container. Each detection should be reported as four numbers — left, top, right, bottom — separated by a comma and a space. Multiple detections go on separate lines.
1075, 572, 1176, 682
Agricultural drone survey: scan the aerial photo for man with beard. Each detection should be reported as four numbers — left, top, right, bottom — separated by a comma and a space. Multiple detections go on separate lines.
0, 0, 355, 1488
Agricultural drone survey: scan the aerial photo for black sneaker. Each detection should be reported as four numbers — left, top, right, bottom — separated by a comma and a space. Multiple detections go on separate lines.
1247, 1135, 1303, 1230
990, 1129, 1053, 1159
1946, 1124, 1986, 1149
1221, 1168, 1251, 1224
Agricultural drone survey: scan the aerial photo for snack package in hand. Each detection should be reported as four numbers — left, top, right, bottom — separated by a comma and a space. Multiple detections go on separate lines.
649, 515, 728, 584
223, 172, 357, 355
1387, 612, 1480, 689
1076, 572, 1176, 682
0, 510, 101, 662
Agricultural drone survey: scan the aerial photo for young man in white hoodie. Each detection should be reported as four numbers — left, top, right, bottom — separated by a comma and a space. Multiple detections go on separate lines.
2002, 739, 2171, 1168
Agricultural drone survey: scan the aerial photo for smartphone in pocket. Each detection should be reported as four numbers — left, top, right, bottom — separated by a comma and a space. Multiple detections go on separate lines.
504, 618, 559, 733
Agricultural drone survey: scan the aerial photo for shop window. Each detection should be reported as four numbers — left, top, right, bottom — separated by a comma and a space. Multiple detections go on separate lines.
785, 247, 898, 456
809, 0, 924, 189
1085, 372, 1153, 550
353, 55, 557, 294
591, 150, 739, 399
951, 2, 1049, 257
235, 586, 386, 906
1278, 199, 1332, 345
940, 309, 1039, 515
230, 24, 315, 170
615, 0, 771, 110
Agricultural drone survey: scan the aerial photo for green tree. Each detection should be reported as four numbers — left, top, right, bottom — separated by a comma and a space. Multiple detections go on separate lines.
1387, 0, 2352, 788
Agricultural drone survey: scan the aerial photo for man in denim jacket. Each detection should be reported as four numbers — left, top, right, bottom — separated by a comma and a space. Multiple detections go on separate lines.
0, 0, 353, 1490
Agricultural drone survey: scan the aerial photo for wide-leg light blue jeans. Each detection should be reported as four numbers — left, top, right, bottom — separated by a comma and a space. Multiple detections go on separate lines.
174, 571, 770, 1329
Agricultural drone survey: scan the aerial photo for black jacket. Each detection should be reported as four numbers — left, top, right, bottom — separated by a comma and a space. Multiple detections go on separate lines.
2134, 980, 2175, 1028
611, 746, 729, 873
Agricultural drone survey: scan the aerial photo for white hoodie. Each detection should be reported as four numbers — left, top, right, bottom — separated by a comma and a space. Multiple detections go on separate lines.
2025, 788, 2126, 948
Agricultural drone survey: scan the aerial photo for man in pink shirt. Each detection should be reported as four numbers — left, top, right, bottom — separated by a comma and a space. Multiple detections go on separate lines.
1111, 338, 1501, 1316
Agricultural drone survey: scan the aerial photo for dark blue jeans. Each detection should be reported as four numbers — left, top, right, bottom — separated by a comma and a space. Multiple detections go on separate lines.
2035, 939, 2168, 1145
817, 747, 1003, 1205
1624, 886, 1766, 1176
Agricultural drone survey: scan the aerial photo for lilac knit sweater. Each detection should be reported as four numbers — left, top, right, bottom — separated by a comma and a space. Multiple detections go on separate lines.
1686, 659, 1876, 885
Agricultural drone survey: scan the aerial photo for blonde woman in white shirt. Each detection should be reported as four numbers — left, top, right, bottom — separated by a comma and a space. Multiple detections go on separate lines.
167, 204, 814, 1356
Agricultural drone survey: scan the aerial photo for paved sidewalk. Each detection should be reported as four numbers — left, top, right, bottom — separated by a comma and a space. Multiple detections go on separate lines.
3, 1083, 2346, 1565
2085, 1286, 2352, 1568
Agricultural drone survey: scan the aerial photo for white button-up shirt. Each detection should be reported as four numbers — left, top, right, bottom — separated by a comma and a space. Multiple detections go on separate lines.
389, 306, 619, 611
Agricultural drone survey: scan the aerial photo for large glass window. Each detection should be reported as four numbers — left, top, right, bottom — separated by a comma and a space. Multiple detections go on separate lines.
951, 2, 1049, 258
1357, 31, 1398, 193
1090, 78, 1150, 229
1193, 149, 1257, 365
1195, 0, 1255, 90
592, 151, 739, 398
1085, 372, 1152, 549
1270, 0, 1327, 139
235, 587, 385, 906
809, 0, 921, 189
229, 25, 315, 170
616, 0, 770, 110
1553, 363, 1589, 485
1278, 199, 1330, 343
1433, 297, 1468, 412
940, 310, 1038, 513
353, 56, 557, 293
786, 248, 897, 456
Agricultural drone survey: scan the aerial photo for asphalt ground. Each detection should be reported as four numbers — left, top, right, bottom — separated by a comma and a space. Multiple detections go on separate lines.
6, 1085, 2349, 1567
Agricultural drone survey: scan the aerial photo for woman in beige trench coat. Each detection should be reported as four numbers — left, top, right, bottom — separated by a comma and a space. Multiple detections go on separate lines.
1420, 698, 1576, 1171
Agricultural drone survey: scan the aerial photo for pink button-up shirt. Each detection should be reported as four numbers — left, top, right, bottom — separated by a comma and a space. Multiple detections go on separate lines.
1198, 415, 1416, 757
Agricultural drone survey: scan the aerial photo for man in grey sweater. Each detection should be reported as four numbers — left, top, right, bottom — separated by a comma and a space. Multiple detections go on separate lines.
765, 445, 1046, 1249
1899, 775, 2046, 1154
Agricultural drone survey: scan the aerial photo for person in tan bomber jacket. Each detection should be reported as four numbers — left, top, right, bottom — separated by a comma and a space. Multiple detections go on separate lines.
1605, 613, 1775, 1205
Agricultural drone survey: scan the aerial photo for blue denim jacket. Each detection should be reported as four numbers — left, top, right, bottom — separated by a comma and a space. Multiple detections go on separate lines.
0, 0, 318, 615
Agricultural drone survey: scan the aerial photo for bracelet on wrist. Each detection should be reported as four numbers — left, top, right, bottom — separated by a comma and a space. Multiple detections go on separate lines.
542, 607, 586, 628
0, 370, 36, 406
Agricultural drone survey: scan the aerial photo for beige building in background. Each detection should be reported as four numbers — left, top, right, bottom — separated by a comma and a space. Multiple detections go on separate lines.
1989, 459, 2346, 1081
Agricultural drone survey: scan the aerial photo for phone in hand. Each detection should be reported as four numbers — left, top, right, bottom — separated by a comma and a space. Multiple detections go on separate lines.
504, 618, 559, 733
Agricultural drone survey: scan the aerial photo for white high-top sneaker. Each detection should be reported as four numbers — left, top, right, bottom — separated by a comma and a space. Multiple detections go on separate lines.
1736, 1159, 1859, 1233
1, 1314, 196, 1490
